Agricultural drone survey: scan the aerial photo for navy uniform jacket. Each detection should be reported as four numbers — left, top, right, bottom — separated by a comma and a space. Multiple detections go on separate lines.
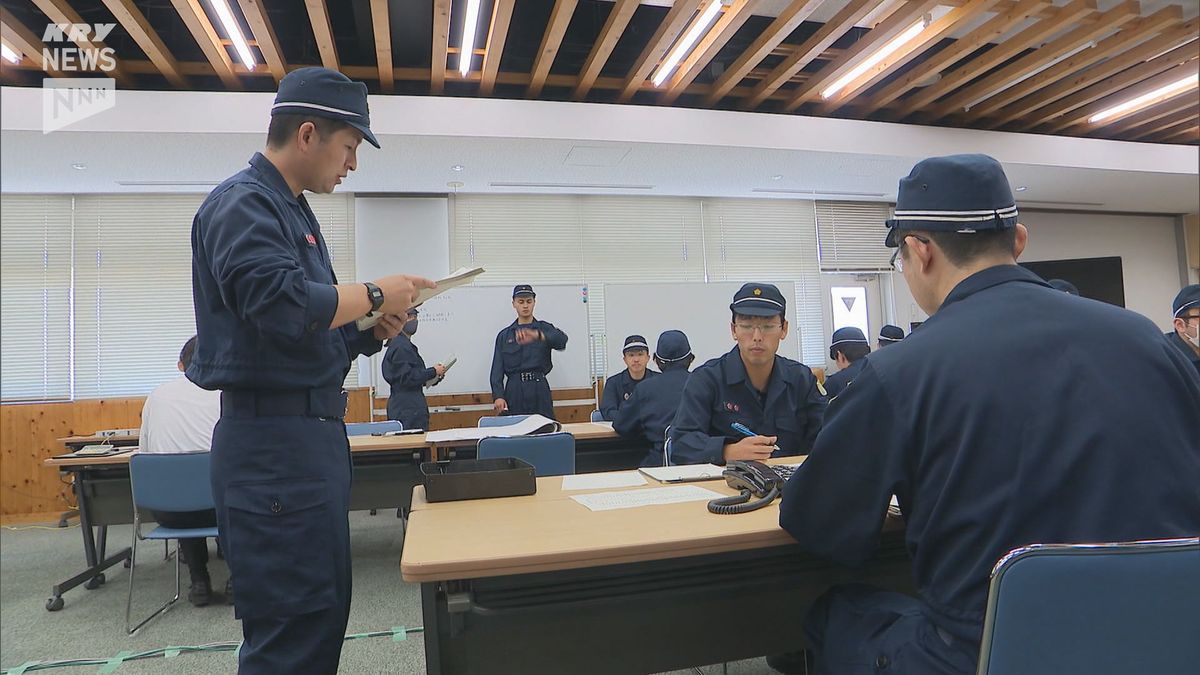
189, 153, 381, 390
668, 347, 826, 465
382, 334, 435, 429
489, 319, 568, 399
823, 357, 865, 398
781, 265, 1200, 650
599, 368, 658, 421
613, 367, 690, 466
1165, 331, 1200, 378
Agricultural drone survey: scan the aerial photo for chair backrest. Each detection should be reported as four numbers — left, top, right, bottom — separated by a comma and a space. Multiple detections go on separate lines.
129, 452, 216, 513
978, 537, 1200, 675
345, 420, 403, 436
477, 433, 575, 477
478, 414, 529, 428
589, 410, 605, 422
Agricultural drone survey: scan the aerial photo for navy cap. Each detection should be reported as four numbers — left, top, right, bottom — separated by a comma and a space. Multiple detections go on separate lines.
272, 67, 380, 149
1173, 284, 1200, 317
829, 327, 868, 359
1047, 279, 1080, 296
622, 335, 649, 353
513, 284, 536, 298
878, 324, 905, 343
885, 154, 1018, 247
655, 330, 692, 362
730, 283, 786, 317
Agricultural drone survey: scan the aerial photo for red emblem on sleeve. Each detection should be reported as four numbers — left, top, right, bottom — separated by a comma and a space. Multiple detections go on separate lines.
305, 233, 317, 246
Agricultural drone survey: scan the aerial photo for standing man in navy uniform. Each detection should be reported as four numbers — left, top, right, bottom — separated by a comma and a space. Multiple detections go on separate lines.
613, 330, 695, 466
490, 285, 568, 419
599, 335, 657, 421
383, 306, 446, 430
824, 326, 870, 398
1166, 284, 1200, 377
668, 283, 825, 465
189, 67, 434, 674
778, 155, 1200, 675
877, 324, 905, 348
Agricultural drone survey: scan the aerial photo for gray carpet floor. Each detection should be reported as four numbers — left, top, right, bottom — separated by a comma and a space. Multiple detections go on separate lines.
0, 512, 781, 674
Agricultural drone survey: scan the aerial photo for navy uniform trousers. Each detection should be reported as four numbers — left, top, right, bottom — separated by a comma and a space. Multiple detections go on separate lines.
501, 376, 555, 420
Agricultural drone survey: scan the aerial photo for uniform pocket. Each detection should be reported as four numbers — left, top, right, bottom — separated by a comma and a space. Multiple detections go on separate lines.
500, 340, 522, 371
224, 478, 337, 619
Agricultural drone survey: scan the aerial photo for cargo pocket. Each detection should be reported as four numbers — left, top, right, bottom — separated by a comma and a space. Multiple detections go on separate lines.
224, 478, 337, 619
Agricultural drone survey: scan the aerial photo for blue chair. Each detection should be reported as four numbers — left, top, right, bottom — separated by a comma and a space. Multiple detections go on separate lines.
478, 414, 530, 428
345, 420, 403, 436
477, 433, 575, 476
589, 410, 605, 422
125, 452, 220, 634
978, 537, 1199, 675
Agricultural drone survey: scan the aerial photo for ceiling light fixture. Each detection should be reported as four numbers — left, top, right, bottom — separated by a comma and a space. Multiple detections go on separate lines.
652, 0, 724, 87
71, 163, 87, 171
1, 44, 20, 65
962, 41, 1096, 112
1014, 186, 1028, 192
822, 17, 928, 100
458, 0, 483, 77
208, 0, 257, 71
451, 164, 464, 172
771, 175, 783, 181
1088, 74, 1199, 124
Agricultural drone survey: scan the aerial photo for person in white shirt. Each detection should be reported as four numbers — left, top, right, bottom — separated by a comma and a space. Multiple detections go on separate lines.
138, 336, 223, 605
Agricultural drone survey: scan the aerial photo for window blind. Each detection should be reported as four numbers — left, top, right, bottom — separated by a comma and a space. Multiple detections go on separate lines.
815, 201, 894, 271
306, 193, 359, 387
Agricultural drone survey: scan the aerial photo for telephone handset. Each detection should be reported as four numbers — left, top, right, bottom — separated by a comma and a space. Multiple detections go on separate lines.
707, 460, 785, 514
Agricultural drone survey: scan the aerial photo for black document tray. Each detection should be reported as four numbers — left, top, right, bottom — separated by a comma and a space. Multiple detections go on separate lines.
420, 458, 537, 502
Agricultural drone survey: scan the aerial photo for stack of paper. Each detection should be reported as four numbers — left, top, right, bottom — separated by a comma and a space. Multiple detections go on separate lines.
561, 472, 646, 491
639, 464, 725, 483
569, 485, 724, 511
357, 267, 485, 330
424, 414, 563, 444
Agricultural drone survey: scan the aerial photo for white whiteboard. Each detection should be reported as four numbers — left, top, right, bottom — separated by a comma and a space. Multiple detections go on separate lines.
602, 282, 801, 373
361, 284, 591, 396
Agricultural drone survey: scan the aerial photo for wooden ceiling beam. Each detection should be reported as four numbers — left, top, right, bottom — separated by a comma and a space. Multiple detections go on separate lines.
1042, 60, 1199, 133
995, 18, 1198, 129
236, 0, 286, 83
368, 0, 393, 92
100, 0, 187, 88
1145, 120, 1198, 143
618, 0, 705, 103
1116, 104, 1200, 139
660, 0, 759, 105
431, 0, 449, 93
481, 0, 517, 96
784, 0, 941, 111
528, 0, 579, 98
32, 0, 132, 86
704, 0, 826, 106
304, 0, 339, 70
925, 0, 1141, 121
169, 0, 241, 89
574, 0, 638, 99
741, 0, 886, 110
0, 9, 64, 78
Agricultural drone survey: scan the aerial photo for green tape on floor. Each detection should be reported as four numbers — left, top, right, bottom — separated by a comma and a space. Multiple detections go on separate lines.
96, 651, 132, 674
8, 662, 39, 675
392, 626, 407, 642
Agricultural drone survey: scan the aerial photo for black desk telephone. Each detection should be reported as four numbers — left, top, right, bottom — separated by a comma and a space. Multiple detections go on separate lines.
707, 460, 785, 514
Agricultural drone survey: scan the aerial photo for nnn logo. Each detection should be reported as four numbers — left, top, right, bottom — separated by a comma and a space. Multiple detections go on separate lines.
40, 23, 118, 133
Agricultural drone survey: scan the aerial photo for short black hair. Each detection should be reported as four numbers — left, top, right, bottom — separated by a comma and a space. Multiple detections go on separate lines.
916, 227, 1018, 267
655, 354, 695, 371
179, 336, 198, 370
266, 114, 355, 149
831, 343, 870, 363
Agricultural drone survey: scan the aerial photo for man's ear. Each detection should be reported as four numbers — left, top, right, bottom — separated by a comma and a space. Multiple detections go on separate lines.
1013, 223, 1029, 259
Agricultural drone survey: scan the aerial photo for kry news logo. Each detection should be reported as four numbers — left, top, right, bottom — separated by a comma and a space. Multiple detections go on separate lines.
40, 23, 118, 134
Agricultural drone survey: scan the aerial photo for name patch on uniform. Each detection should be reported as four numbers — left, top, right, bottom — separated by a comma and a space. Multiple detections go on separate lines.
304, 233, 317, 246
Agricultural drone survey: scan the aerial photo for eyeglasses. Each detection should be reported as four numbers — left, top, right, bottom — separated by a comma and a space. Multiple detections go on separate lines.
734, 323, 784, 336
890, 234, 930, 272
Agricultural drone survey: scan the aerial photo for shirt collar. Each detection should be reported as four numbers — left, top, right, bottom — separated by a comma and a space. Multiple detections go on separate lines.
248, 152, 300, 204
939, 264, 1049, 312
721, 346, 785, 396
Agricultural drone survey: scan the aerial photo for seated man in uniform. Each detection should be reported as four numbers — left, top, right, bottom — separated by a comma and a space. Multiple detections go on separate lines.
612, 330, 695, 466
138, 336, 224, 606
877, 324, 905, 348
824, 327, 870, 398
1166, 284, 1200, 377
383, 306, 446, 430
779, 154, 1200, 675
599, 335, 657, 421
490, 285, 568, 419
668, 284, 825, 465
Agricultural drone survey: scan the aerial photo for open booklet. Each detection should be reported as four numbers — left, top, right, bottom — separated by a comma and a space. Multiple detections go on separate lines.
426, 355, 457, 387
425, 414, 563, 444
356, 266, 485, 331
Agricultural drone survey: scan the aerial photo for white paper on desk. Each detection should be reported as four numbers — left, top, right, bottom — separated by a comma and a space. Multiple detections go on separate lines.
561, 472, 646, 491
589, 421, 614, 429
639, 464, 725, 483
357, 267, 485, 330
424, 414, 562, 443
570, 485, 723, 511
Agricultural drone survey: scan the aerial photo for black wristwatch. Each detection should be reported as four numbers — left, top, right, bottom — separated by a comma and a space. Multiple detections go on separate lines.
363, 282, 385, 313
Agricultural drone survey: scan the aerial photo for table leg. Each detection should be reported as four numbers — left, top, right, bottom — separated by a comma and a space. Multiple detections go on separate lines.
422, 582, 443, 675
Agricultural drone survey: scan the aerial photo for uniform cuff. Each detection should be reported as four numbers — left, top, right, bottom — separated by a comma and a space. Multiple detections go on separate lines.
303, 281, 339, 334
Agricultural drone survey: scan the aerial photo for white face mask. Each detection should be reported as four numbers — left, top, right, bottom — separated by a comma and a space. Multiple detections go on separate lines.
1188, 320, 1200, 349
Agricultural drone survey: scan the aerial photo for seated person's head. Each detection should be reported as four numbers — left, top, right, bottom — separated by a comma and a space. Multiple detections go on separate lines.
1172, 285, 1200, 349
621, 335, 650, 376
829, 327, 870, 368
178, 335, 198, 372
653, 330, 694, 371
729, 283, 789, 367
886, 154, 1028, 316
878, 324, 905, 349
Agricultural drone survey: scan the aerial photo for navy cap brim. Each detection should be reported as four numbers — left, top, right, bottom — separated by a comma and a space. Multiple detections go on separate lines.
730, 304, 783, 317
347, 121, 380, 149
514, 292, 535, 298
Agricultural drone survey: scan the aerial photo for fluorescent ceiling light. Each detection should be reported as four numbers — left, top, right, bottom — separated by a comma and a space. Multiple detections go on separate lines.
1, 43, 20, 64
822, 18, 927, 100
1088, 74, 1199, 124
459, 0, 483, 77
962, 41, 1096, 112
652, 0, 724, 87
208, 0, 256, 71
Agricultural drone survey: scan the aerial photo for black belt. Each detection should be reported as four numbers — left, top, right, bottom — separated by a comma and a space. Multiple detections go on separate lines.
220, 389, 348, 420
515, 371, 544, 383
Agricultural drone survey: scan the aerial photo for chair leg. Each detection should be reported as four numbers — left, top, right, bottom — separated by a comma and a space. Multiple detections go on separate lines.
126, 538, 182, 635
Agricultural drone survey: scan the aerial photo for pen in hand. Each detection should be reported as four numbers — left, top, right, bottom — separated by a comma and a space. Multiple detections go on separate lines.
730, 422, 782, 453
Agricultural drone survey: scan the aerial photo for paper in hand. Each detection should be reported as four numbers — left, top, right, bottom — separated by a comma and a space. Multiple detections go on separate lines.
356, 267, 485, 331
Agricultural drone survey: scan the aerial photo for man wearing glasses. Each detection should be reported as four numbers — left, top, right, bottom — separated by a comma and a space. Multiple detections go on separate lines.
667, 283, 826, 465
1167, 285, 1200, 377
